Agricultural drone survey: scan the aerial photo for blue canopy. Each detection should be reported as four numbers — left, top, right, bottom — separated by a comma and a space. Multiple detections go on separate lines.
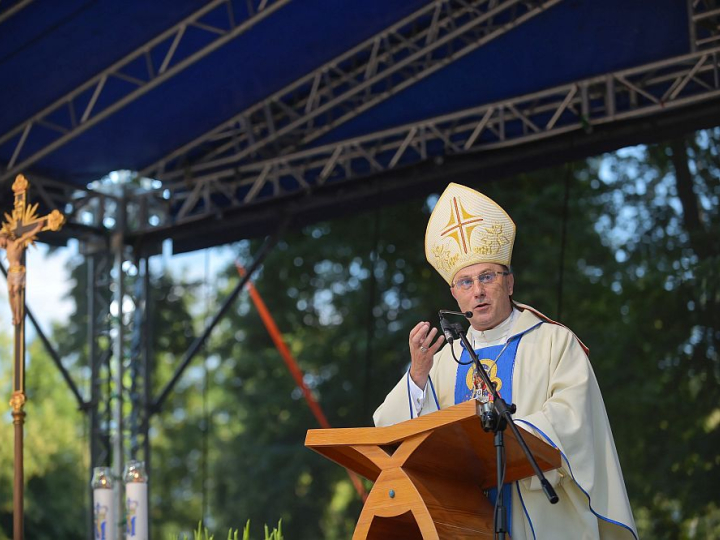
0, 0, 716, 250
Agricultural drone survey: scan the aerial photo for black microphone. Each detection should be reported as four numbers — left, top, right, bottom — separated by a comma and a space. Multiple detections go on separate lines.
439, 315, 457, 343
439, 309, 473, 318
438, 310, 472, 343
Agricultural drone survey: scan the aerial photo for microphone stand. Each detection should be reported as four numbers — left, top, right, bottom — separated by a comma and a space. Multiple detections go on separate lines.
440, 316, 559, 540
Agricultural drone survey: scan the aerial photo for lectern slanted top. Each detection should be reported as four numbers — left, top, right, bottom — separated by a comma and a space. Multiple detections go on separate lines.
305, 400, 560, 539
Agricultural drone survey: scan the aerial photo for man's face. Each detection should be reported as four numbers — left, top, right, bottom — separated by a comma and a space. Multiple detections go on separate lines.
450, 262, 514, 331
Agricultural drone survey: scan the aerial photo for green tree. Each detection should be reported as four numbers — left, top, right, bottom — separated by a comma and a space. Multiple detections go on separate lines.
49, 255, 203, 539
198, 156, 636, 538
589, 130, 720, 539
6, 129, 717, 539
199, 133, 720, 538
0, 338, 88, 539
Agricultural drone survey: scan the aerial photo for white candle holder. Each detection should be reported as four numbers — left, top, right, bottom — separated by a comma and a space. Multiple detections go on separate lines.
92, 467, 116, 540
123, 460, 148, 540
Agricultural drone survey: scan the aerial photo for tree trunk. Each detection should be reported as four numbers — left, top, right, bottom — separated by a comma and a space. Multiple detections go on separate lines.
668, 138, 711, 259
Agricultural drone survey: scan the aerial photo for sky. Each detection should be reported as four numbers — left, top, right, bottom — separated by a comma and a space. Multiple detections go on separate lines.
0, 241, 75, 336
0, 150, 624, 339
0, 239, 238, 342
0, 148, 629, 336
0, 146, 653, 382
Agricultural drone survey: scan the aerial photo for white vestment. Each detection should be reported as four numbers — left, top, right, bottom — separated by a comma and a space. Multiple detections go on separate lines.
373, 303, 638, 540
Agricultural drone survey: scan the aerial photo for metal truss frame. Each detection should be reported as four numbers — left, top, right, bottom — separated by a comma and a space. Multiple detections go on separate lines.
0, 263, 85, 410
85, 247, 114, 539
141, 0, 565, 182
1, 212, 111, 540
127, 44, 720, 231
2, 225, 113, 540
119, 254, 153, 539
0, 0, 291, 183
150, 224, 285, 413
6, 4, 717, 538
128, 257, 152, 465
87, 249, 113, 472
0, 0, 33, 25
94, 226, 153, 540
13, 172, 114, 232
87, 225, 281, 538
689, 0, 720, 51
12, 172, 161, 248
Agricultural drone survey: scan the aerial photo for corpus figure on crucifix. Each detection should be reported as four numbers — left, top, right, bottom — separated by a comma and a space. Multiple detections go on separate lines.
0, 174, 65, 326
0, 222, 42, 325
1, 173, 65, 540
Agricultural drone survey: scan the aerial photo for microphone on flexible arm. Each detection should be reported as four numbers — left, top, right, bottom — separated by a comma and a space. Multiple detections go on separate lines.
439, 309, 473, 318
438, 309, 495, 424
438, 310, 472, 344
439, 309, 560, 518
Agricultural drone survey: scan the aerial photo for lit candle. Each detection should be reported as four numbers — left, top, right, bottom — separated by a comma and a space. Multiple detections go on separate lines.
91, 467, 116, 540
123, 460, 148, 540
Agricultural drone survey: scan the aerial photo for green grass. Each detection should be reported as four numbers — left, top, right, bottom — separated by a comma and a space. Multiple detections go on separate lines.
169, 519, 283, 540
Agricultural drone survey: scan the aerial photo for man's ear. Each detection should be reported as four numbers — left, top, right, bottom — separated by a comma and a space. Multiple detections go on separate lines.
450, 284, 458, 302
507, 273, 515, 297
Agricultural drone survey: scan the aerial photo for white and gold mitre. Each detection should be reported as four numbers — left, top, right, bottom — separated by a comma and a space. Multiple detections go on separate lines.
425, 183, 515, 284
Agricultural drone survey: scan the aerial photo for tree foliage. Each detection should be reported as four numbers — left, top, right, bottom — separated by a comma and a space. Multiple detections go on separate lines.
198, 158, 635, 537
0, 129, 717, 539
587, 130, 720, 539
0, 338, 87, 539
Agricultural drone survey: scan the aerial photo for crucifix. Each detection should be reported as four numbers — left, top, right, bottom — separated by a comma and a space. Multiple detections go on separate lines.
1, 174, 64, 540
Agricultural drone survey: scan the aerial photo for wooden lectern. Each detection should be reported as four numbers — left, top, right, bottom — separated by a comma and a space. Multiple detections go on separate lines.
305, 400, 560, 539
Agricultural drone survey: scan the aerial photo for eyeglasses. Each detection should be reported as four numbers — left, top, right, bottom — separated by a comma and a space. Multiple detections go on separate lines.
453, 271, 510, 290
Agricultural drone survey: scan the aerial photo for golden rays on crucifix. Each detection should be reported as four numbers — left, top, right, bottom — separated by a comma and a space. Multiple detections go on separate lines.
1, 174, 65, 247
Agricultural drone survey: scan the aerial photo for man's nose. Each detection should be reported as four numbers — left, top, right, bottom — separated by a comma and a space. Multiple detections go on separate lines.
471, 279, 486, 295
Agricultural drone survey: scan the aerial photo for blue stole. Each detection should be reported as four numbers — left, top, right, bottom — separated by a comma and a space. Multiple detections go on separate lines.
453, 335, 524, 537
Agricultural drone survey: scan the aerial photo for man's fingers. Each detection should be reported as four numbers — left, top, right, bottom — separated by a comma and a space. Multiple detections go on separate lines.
409, 321, 430, 344
420, 327, 444, 347
409, 322, 446, 360
424, 327, 438, 343
421, 328, 445, 353
429, 334, 445, 353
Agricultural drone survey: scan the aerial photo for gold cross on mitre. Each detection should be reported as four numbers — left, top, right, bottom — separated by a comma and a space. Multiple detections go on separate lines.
440, 196, 484, 254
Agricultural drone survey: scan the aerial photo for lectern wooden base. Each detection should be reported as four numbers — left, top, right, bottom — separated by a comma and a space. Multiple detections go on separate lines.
305, 400, 560, 539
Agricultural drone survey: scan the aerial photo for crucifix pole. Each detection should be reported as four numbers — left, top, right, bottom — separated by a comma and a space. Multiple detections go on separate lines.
1, 174, 65, 540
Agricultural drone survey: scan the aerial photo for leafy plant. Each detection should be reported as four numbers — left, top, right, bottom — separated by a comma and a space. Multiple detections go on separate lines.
169, 520, 282, 540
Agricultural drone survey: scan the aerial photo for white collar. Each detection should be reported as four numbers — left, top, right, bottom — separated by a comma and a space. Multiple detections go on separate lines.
468, 308, 518, 348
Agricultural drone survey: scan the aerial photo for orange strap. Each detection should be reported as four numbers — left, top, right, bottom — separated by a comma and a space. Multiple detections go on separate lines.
236, 262, 367, 500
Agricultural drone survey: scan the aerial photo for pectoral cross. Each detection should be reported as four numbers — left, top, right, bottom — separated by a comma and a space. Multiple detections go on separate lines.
1, 174, 64, 540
